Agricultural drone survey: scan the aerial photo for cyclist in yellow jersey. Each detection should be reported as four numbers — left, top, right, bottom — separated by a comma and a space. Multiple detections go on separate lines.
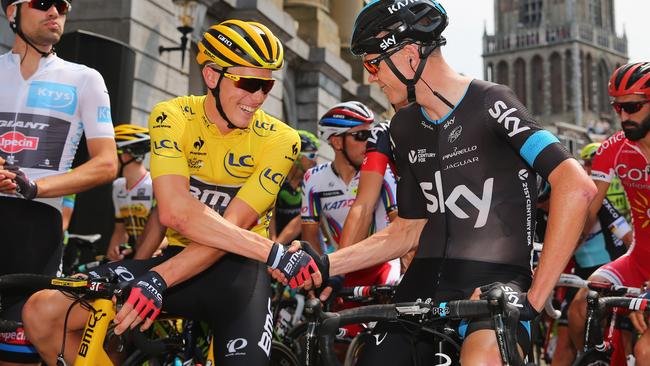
22, 20, 328, 365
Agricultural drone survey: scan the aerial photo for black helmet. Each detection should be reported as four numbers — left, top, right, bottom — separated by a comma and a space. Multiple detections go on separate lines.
2, 0, 15, 14
351, 0, 448, 56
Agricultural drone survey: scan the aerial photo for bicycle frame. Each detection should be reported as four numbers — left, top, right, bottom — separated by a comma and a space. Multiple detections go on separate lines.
73, 298, 116, 366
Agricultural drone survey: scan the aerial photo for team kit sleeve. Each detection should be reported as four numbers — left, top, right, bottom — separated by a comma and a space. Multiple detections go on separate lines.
148, 101, 190, 180
600, 197, 632, 239
390, 118, 428, 219
112, 180, 123, 219
236, 128, 300, 214
484, 84, 572, 180
300, 167, 321, 224
79, 68, 115, 139
361, 123, 391, 175
591, 132, 625, 183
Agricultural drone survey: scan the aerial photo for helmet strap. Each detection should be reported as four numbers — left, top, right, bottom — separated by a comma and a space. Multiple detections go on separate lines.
383, 44, 435, 103
12, 4, 55, 58
209, 67, 245, 130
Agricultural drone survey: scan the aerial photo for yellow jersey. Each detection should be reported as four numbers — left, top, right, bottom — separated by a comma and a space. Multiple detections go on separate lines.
148, 95, 300, 247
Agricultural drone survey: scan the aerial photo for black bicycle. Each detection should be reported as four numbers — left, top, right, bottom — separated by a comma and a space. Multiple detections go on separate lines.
299, 288, 529, 366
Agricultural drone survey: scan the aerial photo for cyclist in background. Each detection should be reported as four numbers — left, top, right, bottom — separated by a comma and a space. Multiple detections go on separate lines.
0, 0, 117, 364
270, 130, 319, 244
548, 143, 632, 365
106, 124, 159, 261
303, 101, 399, 284
22, 20, 320, 365
569, 62, 650, 365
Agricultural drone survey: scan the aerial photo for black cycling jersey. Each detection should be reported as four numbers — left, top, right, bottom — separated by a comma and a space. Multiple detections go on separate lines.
391, 79, 572, 270
599, 197, 628, 259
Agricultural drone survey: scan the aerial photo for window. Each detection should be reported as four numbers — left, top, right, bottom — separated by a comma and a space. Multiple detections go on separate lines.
590, 0, 602, 27
519, 0, 543, 26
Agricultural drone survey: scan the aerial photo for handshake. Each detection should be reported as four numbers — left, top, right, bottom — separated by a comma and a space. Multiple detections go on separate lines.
266, 241, 329, 289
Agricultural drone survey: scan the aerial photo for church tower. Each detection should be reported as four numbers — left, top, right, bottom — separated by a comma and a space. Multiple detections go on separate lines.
483, 0, 628, 127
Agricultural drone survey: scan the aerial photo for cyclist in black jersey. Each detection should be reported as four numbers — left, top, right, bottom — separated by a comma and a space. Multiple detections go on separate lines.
272, 1, 596, 364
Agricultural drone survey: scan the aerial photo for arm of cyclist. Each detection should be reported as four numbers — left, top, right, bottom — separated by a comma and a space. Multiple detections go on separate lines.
301, 222, 322, 256
273, 217, 426, 292
0, 139, 117, 198
276, 215, 302, 244
107, 221, 129, 261
527, 159, 597, 312
134, 206, 168, 259
338, 170, 386, 248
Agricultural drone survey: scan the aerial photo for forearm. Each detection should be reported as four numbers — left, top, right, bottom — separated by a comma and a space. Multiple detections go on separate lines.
134, 209, 167, 259
328, 218, 426, 276
276, 216, 302, 244
528, 162, 596, 309
339, 203, 374, 249
160, 195, 273, 263
37, 154, 117, 197
152, 243, 227, 287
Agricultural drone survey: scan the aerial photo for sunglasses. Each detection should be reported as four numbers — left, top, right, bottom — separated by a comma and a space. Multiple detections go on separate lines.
343, 130, 372, 142
13, 0, 71, 14
611, 100, 650, 115
300, 152, 317, 160
210, 67, 275, 94
362, 46, 404, 75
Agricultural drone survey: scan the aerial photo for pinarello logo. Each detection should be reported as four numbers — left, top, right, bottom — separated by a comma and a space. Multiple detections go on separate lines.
0, 131, 39, 153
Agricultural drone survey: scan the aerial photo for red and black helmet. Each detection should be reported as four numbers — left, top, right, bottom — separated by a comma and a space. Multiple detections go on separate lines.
608, 62, 650, 98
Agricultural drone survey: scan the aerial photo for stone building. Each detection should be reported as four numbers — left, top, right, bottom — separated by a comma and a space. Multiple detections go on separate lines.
483, 0, 628, 129
0, 0, 389, 134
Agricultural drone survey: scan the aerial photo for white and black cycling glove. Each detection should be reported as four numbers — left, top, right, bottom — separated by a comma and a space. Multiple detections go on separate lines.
479, 282, 540, 321
5, 164, 38, 200
266, 241, 330, 288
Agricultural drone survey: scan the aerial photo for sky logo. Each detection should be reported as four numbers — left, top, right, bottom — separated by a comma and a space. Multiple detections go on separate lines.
97, 106, 112, 123
27, 81, 77, 115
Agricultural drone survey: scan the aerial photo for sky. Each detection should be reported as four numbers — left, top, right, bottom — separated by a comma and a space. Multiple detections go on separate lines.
438, 0, 649, 80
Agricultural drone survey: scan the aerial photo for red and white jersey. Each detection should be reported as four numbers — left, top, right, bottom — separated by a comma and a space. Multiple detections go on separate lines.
591, 130, 650, 260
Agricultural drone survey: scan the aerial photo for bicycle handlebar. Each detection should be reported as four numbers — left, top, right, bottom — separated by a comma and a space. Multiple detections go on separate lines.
67, 233, 102, 244
316, 288, 526, 366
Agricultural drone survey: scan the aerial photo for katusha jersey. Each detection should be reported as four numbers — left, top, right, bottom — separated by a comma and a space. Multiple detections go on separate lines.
300, 162, 397, 250
591, 130, 650, 261
112, 172, 155, 246
0, 53, 115, 210
391, 79, 571, 270
148, 95, 299, 247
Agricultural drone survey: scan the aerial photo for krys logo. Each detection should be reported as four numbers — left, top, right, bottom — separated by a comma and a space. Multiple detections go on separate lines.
27, 81, 77, 115
0, 131, 39, 153
259, 168, 284, 194
223, 150, 254, 178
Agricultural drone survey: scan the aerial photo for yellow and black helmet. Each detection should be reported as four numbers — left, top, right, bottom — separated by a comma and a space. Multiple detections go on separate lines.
196, 19, 284, 70
114, 124, 150, 157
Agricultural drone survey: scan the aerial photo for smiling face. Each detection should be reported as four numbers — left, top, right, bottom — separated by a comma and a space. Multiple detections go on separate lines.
10, 2, 66, 47
203, 65, 273, 130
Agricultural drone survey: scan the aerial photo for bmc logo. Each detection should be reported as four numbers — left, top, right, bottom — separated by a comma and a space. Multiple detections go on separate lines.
27, 81, 77, 115
0, 131, 39, 153
419, 171, 493, 228
488, 101, 531, 137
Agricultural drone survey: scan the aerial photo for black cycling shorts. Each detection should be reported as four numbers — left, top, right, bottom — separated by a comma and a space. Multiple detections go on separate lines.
356, 258, 533, 365
0, 197, 63, 363
87, 246, 273, 365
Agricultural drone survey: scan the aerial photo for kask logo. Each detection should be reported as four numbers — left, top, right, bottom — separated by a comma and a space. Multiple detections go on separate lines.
27, 81, 77, 115
387, 0, 421, 14
0, 131, 39, 153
